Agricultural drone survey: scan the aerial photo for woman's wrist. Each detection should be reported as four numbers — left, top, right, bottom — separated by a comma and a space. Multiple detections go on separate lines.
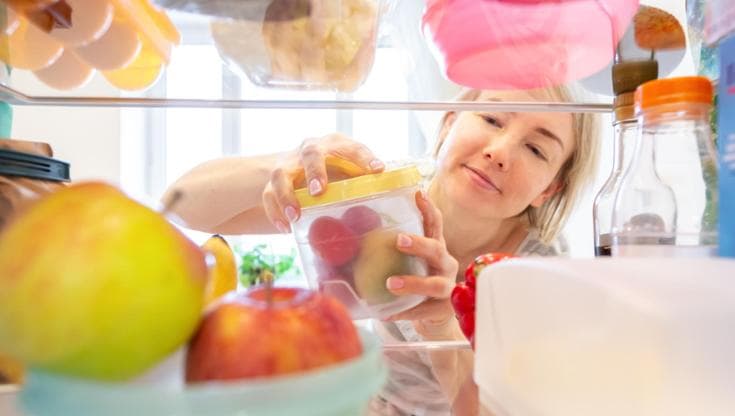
415, 314, 462, 340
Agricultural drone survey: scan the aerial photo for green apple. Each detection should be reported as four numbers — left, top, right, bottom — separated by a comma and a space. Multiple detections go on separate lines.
0, 182, 207, 381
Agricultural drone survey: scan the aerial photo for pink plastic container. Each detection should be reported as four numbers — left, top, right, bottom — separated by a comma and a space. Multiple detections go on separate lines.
422, 0, 640, 89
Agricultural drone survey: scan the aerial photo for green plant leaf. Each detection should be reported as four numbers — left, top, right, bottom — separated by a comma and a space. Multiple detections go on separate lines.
236, 244, 299, 288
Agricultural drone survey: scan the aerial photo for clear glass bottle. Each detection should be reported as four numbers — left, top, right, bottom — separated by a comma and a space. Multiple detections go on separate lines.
611, 76, 718, 257
593, 60, 658, 256
594, 94, 638, 256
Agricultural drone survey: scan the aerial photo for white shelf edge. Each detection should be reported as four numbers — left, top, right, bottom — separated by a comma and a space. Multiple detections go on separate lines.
0, 84, 613, 112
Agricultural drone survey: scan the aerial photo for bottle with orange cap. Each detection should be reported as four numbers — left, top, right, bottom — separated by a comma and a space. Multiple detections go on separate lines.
611, 76, 719, 257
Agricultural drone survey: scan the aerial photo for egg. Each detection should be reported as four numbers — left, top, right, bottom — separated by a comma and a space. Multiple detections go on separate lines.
1, 7, 20, 36
136, 0, 180, 44
0, 12, 63, 70
102, 40, 163, 91
33, 48, 94, 90
73, 16, 141, 71
48, 0, 113, 47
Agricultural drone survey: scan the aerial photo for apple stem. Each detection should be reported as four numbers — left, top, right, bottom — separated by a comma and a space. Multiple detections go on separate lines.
262, 269, 275, 308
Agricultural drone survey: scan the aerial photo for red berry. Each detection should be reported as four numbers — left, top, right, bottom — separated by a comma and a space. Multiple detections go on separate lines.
308, 216, 359, 267
450, 284, 475, 317
464, 252, 515, 288
341, 205, 382, 235
457, 312, 475, 342
315, 259, 352, 284
464, 263, 477, 288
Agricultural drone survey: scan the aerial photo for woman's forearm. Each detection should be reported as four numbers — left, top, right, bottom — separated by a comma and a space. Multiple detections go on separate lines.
162, 154, 283, 234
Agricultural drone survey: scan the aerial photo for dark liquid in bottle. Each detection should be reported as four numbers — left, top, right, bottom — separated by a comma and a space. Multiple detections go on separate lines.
595, 245, 612, 256
595, 233, 612, 257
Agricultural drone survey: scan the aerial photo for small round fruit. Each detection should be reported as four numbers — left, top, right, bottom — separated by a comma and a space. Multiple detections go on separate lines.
185, 287, 362, 382
341, 205, 382, 235
352, 229, 410, 305
457, 312, 475, 342
464, 252, 515, 288
307, 216, 359, 267
450, 284, 475, 317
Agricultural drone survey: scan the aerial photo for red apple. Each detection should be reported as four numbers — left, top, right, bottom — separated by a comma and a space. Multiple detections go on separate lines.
341, 205, 382, 235
307, 216, 359, 267
185, 286, 362, 382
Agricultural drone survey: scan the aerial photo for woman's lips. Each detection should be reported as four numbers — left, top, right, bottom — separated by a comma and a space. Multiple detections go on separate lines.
463, 165, 501, 193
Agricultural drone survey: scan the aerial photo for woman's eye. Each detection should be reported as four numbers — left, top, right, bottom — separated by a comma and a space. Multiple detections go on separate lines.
482, 115, 502, 128
527, 144, 547, 160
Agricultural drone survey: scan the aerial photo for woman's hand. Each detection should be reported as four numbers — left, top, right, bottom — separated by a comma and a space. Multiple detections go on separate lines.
261, 133, 384, 233
385, 191, 460, 339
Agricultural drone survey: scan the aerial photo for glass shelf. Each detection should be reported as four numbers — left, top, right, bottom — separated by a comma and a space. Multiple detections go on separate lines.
0, 83, 613, 112
0, 1, 618, 112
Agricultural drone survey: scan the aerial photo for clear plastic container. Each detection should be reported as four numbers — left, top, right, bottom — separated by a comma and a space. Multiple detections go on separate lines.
209, 0, 382, 92
474, 257, 735, 416
611, 76, 719, 257
293, 161, 427, 319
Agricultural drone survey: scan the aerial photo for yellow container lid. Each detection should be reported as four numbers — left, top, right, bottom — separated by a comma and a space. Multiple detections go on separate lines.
295, 164, 421, 208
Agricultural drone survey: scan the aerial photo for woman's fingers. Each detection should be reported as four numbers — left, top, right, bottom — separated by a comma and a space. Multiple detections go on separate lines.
386, 274, 454, 299
299, 135, 384, 197
269, 165, 302, 223
299, 141, 328, 196
262, 187, 291, 233
415, 190, 444, 241
327, 134, 385, 173
395, 233, 459, 276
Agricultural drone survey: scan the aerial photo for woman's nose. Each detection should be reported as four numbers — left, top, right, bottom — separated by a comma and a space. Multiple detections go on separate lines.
483, 140, 510, 171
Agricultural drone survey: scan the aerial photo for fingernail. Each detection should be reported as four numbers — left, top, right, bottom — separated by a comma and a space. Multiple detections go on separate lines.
397, 233, 412, 248
308, 178, 322, 195
386, 277, 404, 290
369, 159, 384, 171
284, 206, 298, 223
275, 220, 289, 233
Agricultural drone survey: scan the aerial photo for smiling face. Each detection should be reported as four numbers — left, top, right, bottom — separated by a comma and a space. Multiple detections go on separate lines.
433, 90, 576, 222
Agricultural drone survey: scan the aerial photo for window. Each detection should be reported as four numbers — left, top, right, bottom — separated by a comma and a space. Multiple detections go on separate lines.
120, 41, 423, 285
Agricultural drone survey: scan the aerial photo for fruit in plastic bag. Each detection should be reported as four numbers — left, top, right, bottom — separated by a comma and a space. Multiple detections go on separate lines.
261, 0, 378, 91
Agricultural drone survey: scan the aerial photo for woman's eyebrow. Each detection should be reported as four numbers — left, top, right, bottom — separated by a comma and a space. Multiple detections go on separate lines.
483, 96, 565, 150
535, 127, 565, 150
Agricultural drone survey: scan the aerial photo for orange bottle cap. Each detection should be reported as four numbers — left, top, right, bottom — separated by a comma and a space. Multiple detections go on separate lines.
634, 76, 713, 114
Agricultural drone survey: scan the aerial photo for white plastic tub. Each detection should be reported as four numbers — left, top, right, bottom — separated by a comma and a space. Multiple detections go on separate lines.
474, 257, 735, 416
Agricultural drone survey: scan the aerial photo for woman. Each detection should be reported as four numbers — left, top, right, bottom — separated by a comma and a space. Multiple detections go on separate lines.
164, 86, 600, 415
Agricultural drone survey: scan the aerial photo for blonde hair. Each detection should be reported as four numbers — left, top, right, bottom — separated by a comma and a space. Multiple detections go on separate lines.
433, 87, 600, 244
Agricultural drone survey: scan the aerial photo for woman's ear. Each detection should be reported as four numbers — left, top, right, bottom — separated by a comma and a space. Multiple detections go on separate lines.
530, 179, 564, 208
433, 112, 457, 157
